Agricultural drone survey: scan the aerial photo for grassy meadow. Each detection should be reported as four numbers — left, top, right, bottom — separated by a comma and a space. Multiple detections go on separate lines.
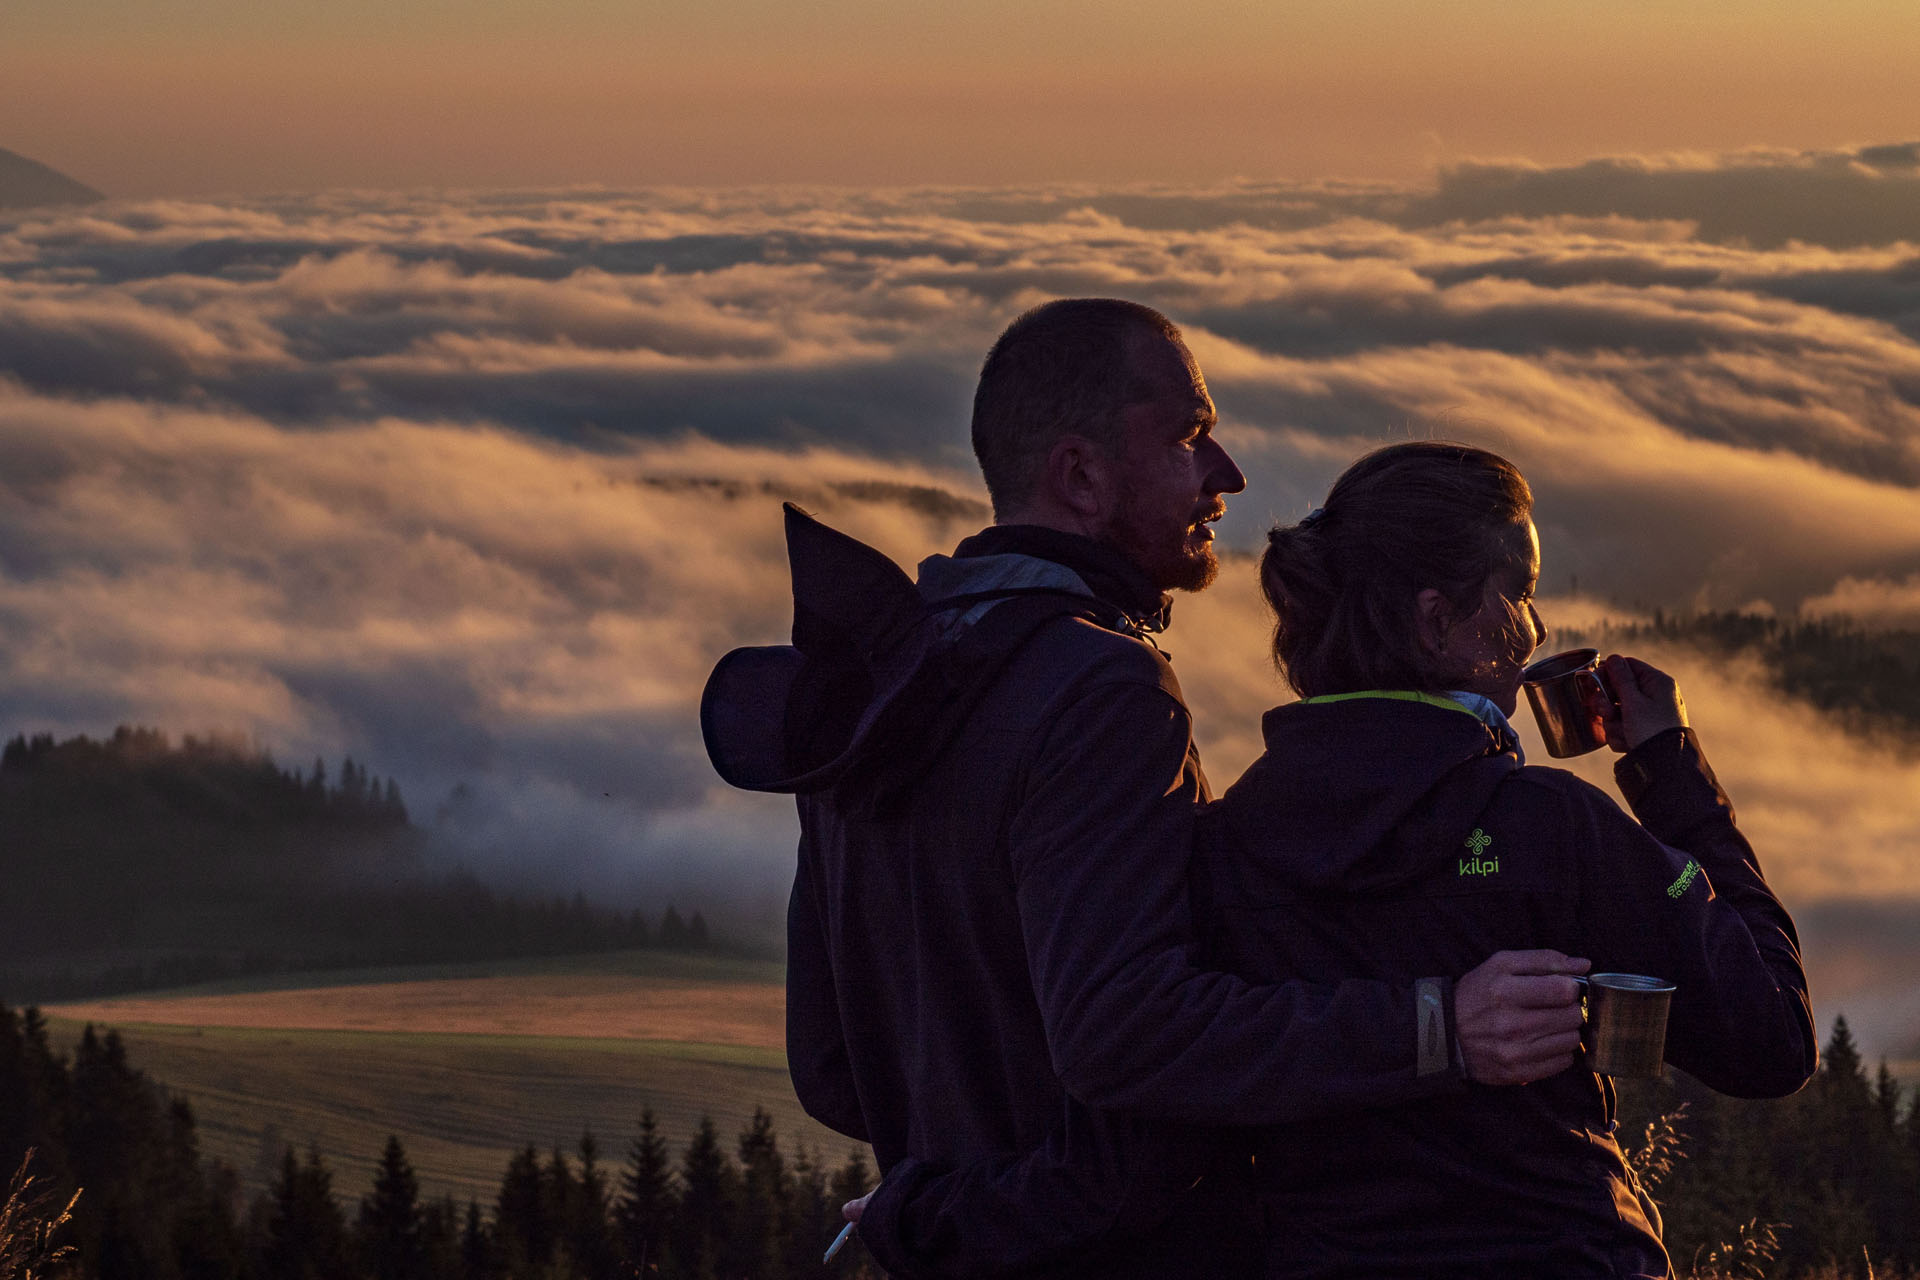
41, 950, 868, 1205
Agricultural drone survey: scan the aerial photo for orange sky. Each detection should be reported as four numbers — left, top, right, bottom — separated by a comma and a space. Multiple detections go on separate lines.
7, 0, 1919, 196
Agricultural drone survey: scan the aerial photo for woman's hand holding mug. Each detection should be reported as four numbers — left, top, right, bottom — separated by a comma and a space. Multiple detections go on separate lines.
1595, 654, 1688, 752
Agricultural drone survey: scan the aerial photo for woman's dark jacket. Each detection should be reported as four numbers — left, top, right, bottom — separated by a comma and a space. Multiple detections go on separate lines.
1195, 694, 1816, 1279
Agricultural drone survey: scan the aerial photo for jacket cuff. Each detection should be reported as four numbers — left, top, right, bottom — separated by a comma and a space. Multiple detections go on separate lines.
1415, 976, 1459, 1080
1614, 727, 1733, 845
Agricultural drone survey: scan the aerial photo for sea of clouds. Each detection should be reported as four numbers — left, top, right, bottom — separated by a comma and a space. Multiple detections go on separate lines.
2, 144, 1917, 1052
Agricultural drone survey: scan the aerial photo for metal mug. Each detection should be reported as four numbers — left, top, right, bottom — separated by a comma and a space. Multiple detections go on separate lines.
1521, 647, 1616, 758
1575, 972, 1675, 1078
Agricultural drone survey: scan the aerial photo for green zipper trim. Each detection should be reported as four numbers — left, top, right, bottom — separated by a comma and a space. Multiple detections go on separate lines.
1297, 689, 1479, 718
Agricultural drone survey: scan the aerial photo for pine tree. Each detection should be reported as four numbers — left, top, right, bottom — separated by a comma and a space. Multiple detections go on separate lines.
67, 1025, 173, 1278
785, 1143, 833, 1280
733, 1109, 790, 1280
358, 1134, 427, 1280
542, 1145, 575, 1260
492, 1146, 550, 1276
418, 1196, 462, 1280
688, 912, 709, 948
1824, 1015, 1864, 1089
458, 1200, 491, 1280
1874, 1060, 1902, 1133
614, 1108, 674, 1276
566, 1131, 618, 1280
659, 907, 689, 949
672, 1117, 737, 1280
262, 1146, 354, 1280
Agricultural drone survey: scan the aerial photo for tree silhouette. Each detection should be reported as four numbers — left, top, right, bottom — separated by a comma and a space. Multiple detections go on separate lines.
658, 907, 689, 950
261, 1147, 353, 1280
490, 1147, 548, 1276
671, 1118, 736, 1280
357, 1136, 426, 1280
614, 1109, 674, 1277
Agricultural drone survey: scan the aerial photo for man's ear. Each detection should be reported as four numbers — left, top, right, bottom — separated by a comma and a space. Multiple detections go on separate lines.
1415, 587, 1453, 656
1043, 435, 1113, 523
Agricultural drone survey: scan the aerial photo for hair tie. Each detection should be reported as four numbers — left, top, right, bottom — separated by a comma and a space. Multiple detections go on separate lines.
1300, 506, 1327, 527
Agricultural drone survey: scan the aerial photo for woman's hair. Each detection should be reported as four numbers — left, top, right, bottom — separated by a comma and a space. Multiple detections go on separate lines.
1261, 441, 1534, 698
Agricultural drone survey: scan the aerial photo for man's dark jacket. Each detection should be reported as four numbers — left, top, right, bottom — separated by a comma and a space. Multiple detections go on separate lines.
746, 519, 1469, 1278
1195, 694, 1817, 1279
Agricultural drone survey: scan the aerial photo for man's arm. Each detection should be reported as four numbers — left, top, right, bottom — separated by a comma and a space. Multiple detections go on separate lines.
786, 820, 869, 1142
1014, 678, 1581, 1121
851, 676, 1584, 1276
852, 1111, 1235, 1280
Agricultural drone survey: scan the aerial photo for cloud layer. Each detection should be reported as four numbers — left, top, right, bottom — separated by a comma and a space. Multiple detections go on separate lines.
2, 146, 1917, 1049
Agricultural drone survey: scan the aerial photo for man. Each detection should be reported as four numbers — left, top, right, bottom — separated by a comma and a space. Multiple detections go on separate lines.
703, 299, 1588, 1276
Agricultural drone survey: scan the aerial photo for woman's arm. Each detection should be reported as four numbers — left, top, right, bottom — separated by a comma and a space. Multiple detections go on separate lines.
1571, 658, 1816, 1098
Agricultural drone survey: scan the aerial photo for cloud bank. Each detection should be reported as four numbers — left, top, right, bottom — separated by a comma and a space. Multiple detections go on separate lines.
1, 145, 1916, 1049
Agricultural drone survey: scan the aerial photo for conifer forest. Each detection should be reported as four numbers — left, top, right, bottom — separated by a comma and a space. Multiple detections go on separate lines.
3, 1002, 1920, 1279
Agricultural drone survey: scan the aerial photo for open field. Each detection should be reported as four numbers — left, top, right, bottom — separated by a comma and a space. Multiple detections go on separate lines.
40, 951, 869, 1205
47, 973, 785, 1046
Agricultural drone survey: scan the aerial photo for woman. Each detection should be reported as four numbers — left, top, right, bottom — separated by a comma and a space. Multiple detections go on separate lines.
1196, 441, 1815, 1279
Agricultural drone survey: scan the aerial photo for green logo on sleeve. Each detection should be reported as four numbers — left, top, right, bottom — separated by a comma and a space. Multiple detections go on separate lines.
1667, 859, 1701, 899
1458, 827, 1499, 877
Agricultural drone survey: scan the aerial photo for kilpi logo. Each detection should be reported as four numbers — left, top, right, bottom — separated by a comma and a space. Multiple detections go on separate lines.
1459, 827, 1499, 877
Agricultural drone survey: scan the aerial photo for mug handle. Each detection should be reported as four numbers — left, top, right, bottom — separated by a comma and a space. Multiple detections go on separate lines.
1578, 664, 1618, 745
1577, 666, 1617, 714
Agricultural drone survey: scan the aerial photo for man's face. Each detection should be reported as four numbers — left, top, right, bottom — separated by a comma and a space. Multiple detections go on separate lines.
1099, 336, 1247, 592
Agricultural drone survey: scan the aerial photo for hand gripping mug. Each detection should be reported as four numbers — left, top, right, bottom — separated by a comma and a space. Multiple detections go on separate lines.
1575, 973, 1675, 1078
1521, 647, 1617, 758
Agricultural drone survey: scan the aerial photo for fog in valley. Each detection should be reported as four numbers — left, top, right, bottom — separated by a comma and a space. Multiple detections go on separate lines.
2, 144, 1917, 1055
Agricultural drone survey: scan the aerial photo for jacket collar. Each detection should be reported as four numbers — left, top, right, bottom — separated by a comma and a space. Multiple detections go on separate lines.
947, 524, 1172, 631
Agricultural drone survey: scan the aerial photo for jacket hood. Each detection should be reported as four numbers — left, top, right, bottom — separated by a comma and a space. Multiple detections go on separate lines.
1212, 693, 1521, 896
703, 508, 1143, 797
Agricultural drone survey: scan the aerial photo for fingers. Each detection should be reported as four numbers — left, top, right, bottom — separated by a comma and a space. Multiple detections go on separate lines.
1485, 1049, 1585, 1086
1501, 973, 1589, 1009
842, 1190, 875, 1224
1456, 950, 1591, 1085
1601, 653, 1689, 748
1466, 1020, 1586, 1085
1478, 949, 1591, 978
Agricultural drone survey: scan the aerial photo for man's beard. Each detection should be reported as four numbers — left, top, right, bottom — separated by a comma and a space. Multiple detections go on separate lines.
1101, 507, 1221, 593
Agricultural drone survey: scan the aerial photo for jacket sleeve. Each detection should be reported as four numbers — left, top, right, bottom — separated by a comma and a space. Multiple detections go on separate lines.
856, 1113, 1249, 1280
785, 817, 870, 1142
1567, 727, 1816, 1098
1010, 678, 1461, 1123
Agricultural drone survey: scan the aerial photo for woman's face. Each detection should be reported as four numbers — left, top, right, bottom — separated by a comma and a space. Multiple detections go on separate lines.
1450, 519, 1546, 716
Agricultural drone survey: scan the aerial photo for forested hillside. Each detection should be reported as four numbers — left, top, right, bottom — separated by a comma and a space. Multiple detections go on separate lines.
0, 728, 711, 1001
1560, 613, 1920, 740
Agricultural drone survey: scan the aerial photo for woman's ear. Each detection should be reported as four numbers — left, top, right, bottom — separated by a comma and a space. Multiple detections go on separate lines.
1043, 435, 1112, 524
1415, 587, 1453, 656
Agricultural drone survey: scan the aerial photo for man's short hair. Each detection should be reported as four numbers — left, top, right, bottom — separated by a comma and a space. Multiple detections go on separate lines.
970, 298, 1185, 518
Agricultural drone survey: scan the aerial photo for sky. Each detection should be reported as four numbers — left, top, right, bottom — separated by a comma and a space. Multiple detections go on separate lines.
2, 5, 1919, 1055
6, 0, 1920, 195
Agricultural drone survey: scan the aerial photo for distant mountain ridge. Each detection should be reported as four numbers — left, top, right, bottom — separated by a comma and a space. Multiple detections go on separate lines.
0, 146, 103, 210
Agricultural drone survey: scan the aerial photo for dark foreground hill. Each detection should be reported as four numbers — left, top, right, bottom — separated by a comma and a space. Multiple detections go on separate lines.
0, 726, 712, 1001
0, 146, 103, 210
